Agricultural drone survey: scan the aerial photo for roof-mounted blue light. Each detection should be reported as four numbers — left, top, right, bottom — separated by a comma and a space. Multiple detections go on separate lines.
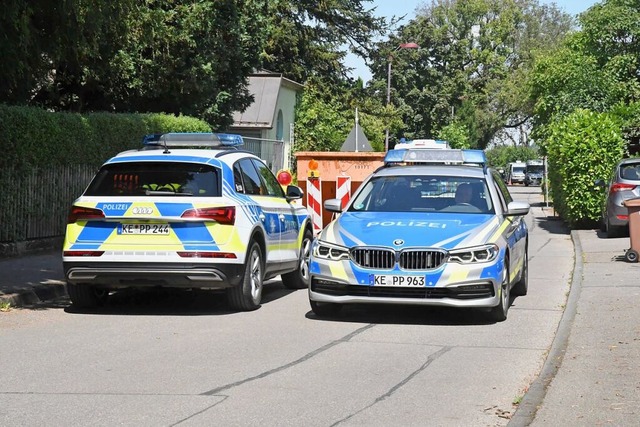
384, 148, 486, 166
141, 132, 244, 148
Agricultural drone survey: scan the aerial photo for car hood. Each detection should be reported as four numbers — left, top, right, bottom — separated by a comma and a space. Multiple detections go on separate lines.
318, 211, 503, 250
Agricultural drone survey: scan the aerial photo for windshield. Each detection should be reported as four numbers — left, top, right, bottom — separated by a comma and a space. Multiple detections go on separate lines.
526, 165, 544, 174
512, 166, 525, 174
85, 162, 221, 197
349, 175, 494, 214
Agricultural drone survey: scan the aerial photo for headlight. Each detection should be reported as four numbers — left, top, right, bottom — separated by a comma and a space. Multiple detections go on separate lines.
313, 240, 350, 261
448, 244, 499, 264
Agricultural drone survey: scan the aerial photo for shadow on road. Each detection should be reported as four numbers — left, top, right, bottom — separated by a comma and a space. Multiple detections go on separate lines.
63, 280, 296, 316
534, 215, 570, 235
304, 295, 525, 326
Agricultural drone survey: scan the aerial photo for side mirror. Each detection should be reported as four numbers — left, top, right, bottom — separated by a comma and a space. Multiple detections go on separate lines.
505, 201, 530, 216
324, 198, 342, 213
286, 185, 303, 201
594, 179, 606, 187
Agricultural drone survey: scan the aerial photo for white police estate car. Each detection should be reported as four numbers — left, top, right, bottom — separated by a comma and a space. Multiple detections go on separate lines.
63, 133, 312, 310
308, 148, 530, 321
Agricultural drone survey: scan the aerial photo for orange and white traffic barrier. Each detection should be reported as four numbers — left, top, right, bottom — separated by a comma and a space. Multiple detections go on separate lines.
307, 177, 323, 233
337, 175, 351, 209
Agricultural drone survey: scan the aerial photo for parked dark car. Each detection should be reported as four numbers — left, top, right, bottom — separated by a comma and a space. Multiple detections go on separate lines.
596, 158, 640, 238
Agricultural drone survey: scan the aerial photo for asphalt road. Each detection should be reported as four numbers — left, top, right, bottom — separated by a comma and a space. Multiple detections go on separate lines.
0, 186, 573, 426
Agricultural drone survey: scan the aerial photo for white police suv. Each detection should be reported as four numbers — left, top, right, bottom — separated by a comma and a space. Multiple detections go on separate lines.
308, 148, 530, 322
63, 133, 312, 310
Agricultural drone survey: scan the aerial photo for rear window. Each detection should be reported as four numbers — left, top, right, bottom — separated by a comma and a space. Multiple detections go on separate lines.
619, 163, 640, 180
84, 162, 221, 197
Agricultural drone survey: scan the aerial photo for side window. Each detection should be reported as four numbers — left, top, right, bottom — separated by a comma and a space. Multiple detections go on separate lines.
233, 163, 245, 193
252, 159, 285, 197
492, 171, 512, 211
237, 159, 266, 196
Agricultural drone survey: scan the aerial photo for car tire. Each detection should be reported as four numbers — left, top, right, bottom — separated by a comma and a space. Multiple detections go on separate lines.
310, 300, 342, 317
282, 229, 312, 289
606, 219, 625, 238
512, 248, 528, 296
67, 283, 108, 308
488, 260, 510, 322
227, 242, 263, 311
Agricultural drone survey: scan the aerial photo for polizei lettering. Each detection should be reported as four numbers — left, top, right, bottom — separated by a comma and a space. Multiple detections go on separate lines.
366, 221, 446, 228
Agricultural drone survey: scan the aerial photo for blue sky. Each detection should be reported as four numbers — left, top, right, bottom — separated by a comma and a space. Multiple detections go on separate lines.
346, 0, 599, 82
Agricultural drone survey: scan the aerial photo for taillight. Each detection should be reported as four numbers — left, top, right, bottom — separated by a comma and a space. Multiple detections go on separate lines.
610, 183, 637, 193
181, 206, 235, 225
63, 251, 105, 257
68, 206, 105, 223
177, 252, 237, 259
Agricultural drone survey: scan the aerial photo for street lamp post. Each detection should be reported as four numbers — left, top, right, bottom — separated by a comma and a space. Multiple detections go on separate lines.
385, 42, 420, 151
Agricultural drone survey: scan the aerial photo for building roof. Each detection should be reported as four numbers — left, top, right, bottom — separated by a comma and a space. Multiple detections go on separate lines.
231, 72, 303, 130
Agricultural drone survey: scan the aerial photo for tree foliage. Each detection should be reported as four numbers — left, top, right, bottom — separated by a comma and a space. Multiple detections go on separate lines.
485, 145, 539, 169
260, 0, 387, 84
366, 0, 572, 148
0, 0, 267, 129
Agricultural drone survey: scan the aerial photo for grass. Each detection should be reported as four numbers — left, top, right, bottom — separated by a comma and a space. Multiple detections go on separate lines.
0, 301, 11, 312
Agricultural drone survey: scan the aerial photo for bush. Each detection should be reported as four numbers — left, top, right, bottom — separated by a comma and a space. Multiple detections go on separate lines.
0, 105, 212, 171
543, 109, 625, 228
0, 105, 212, 243
485, 145, 539, 170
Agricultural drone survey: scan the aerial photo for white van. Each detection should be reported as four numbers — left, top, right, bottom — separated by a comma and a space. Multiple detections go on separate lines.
506, 161, 526, 185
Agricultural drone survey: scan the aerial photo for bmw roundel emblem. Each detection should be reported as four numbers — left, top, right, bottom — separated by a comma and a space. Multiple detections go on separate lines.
393, 239, 404, 246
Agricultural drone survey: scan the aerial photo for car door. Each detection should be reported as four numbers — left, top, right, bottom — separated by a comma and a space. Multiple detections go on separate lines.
492, 172, 527, 278
250, 159, 301, 263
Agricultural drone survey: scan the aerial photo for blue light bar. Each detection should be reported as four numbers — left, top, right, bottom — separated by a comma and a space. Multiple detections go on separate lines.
141, 132, 244, 148
384, 148, 486, 166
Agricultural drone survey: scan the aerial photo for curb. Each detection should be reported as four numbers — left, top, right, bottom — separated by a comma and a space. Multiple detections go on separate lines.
0, 283, 67, 308
508, 230, 583, 426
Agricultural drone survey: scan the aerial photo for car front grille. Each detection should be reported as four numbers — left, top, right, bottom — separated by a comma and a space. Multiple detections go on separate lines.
350, 248, 447, 270
351, 248, 395, 269
399, 250, 447, 270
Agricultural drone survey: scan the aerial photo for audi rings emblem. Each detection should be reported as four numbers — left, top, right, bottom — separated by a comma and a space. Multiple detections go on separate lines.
393, 239, 404, 246
132, 207, 154, 215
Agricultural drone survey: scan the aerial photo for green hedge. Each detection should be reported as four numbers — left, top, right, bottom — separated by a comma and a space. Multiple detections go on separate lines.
0, 105, 212, 245
0, 105, 212, 171
544, 109, 625, 228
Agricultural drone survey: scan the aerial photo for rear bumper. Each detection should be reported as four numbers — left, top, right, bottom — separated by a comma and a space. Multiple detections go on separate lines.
64, 261, 245, 289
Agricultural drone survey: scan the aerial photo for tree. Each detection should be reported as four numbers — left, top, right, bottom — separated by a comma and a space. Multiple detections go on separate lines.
1, 0, 268, 129
260, 0, 388, 84
366, 0, 572, 148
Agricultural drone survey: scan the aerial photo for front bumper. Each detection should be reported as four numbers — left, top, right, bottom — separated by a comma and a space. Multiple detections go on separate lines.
308, 258, 503, 308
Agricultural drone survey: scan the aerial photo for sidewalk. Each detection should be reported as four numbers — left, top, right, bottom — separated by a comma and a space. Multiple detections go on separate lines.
0, 251, 66, 307
511, 228, 640, 425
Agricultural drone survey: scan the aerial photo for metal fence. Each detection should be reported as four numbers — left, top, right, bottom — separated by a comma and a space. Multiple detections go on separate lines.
243, 138, 285, 172
0, 165, 96, 243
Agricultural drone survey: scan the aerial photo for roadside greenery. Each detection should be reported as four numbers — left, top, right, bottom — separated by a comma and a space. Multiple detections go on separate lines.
485, 146, 540, 170
543, 110, 625, 228
528, 0, 640, 227
0, 105, 211, 171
